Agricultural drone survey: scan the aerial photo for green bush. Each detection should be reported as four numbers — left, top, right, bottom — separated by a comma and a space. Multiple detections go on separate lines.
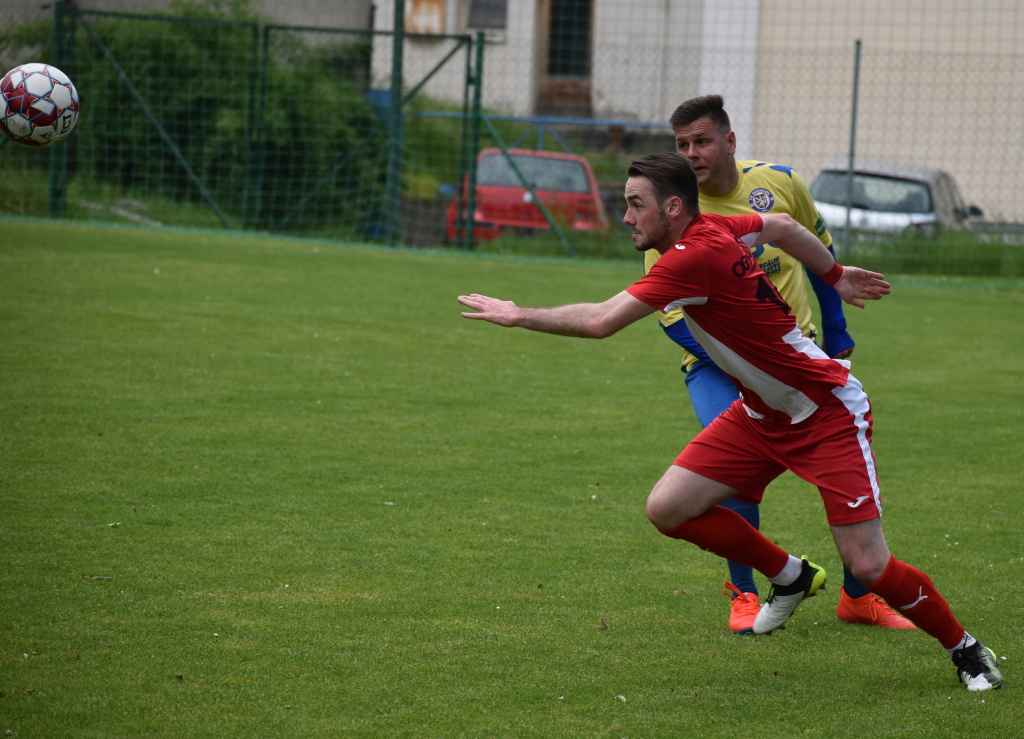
250, 36, 386, 235
1, 0, 387, 234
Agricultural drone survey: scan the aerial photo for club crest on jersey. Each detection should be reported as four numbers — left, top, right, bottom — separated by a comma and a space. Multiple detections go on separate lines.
749, 188, 774, 213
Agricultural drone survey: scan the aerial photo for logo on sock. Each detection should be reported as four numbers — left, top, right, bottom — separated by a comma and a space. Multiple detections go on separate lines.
847, 495, 870, 508
898, 586, 929, 611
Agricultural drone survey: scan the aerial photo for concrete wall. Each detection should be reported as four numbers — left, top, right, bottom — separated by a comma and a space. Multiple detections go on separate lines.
754, 0, 1024, 220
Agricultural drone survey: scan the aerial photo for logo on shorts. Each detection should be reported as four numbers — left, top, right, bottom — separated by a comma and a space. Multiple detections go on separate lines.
847, 495, 871, 508
749, 188, 774, 213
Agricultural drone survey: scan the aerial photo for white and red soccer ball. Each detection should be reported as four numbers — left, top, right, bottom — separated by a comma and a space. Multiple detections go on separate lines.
0, 63, 80, 148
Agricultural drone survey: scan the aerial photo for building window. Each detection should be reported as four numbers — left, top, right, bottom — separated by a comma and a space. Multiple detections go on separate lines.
469, 0, 507, 30
406, 0, 446, 34
548, 0, 591, 77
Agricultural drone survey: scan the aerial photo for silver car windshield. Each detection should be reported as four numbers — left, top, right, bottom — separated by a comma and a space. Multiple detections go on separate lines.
811, 171, 932, 215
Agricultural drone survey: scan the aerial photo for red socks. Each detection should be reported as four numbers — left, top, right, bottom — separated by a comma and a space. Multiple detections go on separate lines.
660, 505, 790, 579
663, 511, 968, 649
869, 556, 965, 649
662, 509, 967, 650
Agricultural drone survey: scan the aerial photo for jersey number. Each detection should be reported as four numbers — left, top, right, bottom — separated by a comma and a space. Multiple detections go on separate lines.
756, 274, 790, 315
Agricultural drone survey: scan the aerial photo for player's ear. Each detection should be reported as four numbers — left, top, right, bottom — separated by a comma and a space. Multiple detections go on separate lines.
664, 195, 684, 218
725, 130, 737, 155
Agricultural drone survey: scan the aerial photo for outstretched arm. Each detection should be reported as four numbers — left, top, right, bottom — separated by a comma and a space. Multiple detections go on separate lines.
756, 213, 890, 308
458, 289, 655, 338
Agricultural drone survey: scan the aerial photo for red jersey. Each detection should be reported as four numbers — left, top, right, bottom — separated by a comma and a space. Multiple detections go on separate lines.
626, 213, 851, 424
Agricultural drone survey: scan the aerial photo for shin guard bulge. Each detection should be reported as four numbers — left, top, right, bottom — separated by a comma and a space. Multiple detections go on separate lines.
869, 556, 965, 648
660, 505, 790, 579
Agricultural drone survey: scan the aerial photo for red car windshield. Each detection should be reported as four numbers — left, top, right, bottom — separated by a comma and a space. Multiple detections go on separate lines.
477, 153, 591, 194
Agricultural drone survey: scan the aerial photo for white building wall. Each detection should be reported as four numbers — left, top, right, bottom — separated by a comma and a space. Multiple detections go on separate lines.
591, 0, 703, 124
696, 0, 759, 158
371, 0, 538, 116
373, 0, 714, 123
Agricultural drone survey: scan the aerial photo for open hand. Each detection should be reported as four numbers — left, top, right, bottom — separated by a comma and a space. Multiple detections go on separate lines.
836, 267, 890, 309
458, 294, 519, 327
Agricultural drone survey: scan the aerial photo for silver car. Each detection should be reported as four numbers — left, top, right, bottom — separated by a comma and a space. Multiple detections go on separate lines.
810, 157, 984, 237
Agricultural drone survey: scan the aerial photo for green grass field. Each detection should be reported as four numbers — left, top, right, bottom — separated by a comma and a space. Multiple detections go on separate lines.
1, 218, 1022, 737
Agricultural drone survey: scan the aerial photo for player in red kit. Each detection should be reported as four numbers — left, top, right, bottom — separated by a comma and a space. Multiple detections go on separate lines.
457, 152, 1002, 692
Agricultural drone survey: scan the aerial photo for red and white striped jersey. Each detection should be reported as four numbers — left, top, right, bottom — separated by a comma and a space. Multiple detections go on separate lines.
626, 212, 850, 424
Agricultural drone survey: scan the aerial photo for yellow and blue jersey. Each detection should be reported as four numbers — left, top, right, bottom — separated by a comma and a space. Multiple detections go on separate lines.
644, 160, 849, 371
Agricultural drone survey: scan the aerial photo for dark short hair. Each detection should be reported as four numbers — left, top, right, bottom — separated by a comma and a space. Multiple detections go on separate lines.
627, 152, 700, 215
669, 94, 731, 134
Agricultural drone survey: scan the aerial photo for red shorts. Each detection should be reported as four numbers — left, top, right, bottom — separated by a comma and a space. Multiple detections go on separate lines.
674, 376, 882, 526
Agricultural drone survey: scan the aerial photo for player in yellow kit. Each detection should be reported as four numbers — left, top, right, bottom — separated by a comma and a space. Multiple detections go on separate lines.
648, 95, 914, 633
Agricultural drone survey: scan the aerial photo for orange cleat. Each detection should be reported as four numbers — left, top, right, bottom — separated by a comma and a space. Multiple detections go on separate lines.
720, 581, 759, 634
836, 587, 917, 629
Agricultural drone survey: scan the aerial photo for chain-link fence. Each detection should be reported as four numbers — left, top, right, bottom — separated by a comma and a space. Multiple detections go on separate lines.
1, 1, 478, 246
2, 1, 1022, 274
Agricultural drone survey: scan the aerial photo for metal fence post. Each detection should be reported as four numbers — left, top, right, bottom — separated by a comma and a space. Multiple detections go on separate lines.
48, 0, 69, 218
461, 30, 484, 250
843, 39, 862, 260
383, 0, 405, 246
241, 22, 259, 230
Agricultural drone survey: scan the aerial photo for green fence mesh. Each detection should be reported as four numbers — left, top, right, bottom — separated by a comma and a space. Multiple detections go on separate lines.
1, 5, 478, 246
1, 0, 1023, 275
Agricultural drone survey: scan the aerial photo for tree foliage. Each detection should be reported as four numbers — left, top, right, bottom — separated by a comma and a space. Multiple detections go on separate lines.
2, 0, 386, 234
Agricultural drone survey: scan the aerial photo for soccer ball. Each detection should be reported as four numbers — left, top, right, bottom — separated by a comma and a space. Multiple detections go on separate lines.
0, 63, 80, 148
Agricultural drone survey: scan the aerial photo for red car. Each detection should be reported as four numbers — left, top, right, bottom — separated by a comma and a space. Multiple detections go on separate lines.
446, 147, 610, 243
